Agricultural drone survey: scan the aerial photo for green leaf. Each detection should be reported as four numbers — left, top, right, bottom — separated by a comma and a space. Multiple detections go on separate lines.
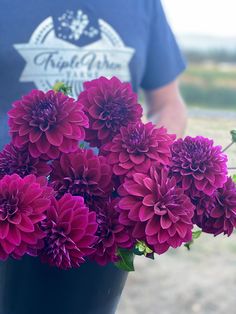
184, 240, 193, 251
53, 82, 72, 95
134, 240, 153, 257
233, 174, 236, 183
184, 230, 202, 251
115, 248, 135, 272
192, 230, 202, 239
231, 130, 236, 143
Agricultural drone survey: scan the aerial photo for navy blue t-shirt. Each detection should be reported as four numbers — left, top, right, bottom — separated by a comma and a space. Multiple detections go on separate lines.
0, 0, 185, 148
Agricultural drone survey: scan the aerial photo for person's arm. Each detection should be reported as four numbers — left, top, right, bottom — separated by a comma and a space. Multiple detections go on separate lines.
144, 79, 187, 138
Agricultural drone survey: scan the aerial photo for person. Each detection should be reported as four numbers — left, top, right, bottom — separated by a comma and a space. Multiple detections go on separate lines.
0, 0, 187, 150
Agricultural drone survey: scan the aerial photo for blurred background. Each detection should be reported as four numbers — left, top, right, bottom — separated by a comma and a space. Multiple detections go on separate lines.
118, 1, 236, 313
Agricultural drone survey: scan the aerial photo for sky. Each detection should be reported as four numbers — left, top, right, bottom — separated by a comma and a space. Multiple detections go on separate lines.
162, 0, 236, 38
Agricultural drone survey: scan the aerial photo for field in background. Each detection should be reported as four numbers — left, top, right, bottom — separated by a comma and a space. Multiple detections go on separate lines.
180, 63, 236, 110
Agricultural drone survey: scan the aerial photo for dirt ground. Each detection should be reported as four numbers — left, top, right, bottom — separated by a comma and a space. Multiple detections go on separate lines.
117, 108, 236, 314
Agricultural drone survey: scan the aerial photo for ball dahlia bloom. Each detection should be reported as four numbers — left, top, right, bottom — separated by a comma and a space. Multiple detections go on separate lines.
40, 194, 98, 269
78, 76, 143, 147
90, 198, 133, 266
192, 177, 236, 236
0, 174, 53, 260
171, 136, 228, 196
8, 90, 88, 159
103, 122, 175, 178
118, 167, 194, 254
50, 148, 113, 204
0, 143, 51, 179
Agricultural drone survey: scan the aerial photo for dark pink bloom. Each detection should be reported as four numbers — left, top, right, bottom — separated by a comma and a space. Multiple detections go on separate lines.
103, 122, 175, 178
0, 174, 53, 260
90, 198, 133, 266
192, 177, 236, 236
171, 136, 228, 196
8, 90, 88, 159
78, 77, 143, 147
0, 143, 51, 179
119, 167, 194, 254
40, 194, 98, 269
50, 148, 113, 205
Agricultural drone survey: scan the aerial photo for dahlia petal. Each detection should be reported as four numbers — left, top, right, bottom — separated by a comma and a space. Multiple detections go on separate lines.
8, 212, 21, 225
17, 215, 35, 232
29, 143, 41, 158
0, 222, 9, 239
1, 240, 15, 254
124, 181, 147, 197
119, 197, 137, 209
129, 154, 145, 165
143, 195, 155, 207
210, 206, 223, 218
160, 215, 172, 229
29, 129, 42, 143
182, 176, 192, 189
46, 129, 63, 146
175, 223, 188, 238
145, 216, 159, 236
158, 230, 169, 243
132, 222, 145, 238
139, 205, 154, 222
7, 225, 21, 245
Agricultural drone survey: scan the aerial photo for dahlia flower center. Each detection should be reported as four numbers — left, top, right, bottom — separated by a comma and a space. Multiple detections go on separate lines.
102, 102, 127, 129
126, 128, 147, 150
0, 197, 19, 220
154, 201, 168, 214
31, 101, 57, 131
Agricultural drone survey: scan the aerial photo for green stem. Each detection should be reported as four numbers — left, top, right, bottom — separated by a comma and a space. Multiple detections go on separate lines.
222, 142, 234, 153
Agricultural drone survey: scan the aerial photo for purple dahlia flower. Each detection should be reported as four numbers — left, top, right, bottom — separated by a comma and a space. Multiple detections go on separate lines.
0, 174, 53, 260
90, 198, 133, 266
0, 143, 51, 179
118, 167, 194, 254
8, 90, 88, 159
50, 148, 113, 205
103, 122, 175, 178
171, 136, 228, 196
192, 177, 236, 236
40, 193, 98, 269
78, 76, 143, 147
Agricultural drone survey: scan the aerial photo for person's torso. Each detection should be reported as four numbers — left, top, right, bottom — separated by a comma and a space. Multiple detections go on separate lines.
0, 0, 153, 108
0, 0, 154, 148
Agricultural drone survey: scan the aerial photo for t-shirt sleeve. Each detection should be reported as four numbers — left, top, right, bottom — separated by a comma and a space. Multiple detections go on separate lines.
140, 0, 186, 90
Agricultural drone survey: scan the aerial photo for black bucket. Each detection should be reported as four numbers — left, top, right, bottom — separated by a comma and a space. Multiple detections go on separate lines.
0, 256, 128, 314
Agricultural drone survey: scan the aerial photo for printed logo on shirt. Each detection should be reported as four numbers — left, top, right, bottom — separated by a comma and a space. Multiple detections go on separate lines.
14, 10, 135, 97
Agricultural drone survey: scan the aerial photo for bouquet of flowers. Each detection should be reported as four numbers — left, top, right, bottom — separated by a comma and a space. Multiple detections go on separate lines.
0, 76, 235, 271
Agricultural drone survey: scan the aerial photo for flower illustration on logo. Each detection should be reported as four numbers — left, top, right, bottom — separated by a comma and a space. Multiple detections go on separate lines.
58, 10, 99, 41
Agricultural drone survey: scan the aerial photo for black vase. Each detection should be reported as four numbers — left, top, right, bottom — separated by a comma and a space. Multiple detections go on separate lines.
0, 256, 128, 314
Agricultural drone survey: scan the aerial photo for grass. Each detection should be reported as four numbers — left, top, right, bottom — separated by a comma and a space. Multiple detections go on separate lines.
180, 63, 236, 110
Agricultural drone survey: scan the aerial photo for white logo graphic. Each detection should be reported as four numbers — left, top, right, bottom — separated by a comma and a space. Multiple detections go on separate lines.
14, 10, 135, 98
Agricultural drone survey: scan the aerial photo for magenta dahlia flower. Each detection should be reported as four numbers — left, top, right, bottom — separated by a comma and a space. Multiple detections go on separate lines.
103, 122, 175, 178
90, 198, 133, 266
0, 174, 53, 260
192, 177, 236, 236
171, 136, 228, 196
78, 76, 143, 147
0, 143, 51, 179
118, 167, 194, 254
8, 90, 88, 159
50, 148, 113, 204
40, 193, 98, 269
